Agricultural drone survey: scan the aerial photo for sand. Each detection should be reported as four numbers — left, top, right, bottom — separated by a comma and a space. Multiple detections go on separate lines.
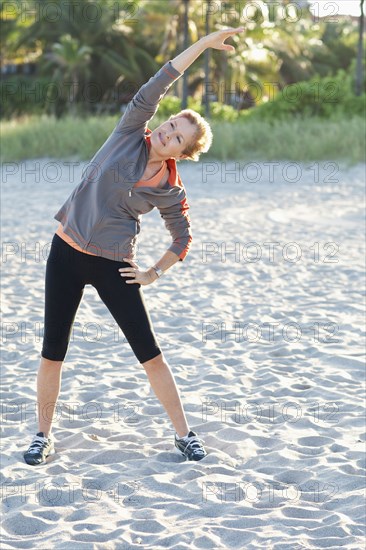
1, 158, 365, 549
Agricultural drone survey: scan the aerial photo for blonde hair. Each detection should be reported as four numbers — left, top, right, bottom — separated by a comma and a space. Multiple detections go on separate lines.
169, 109, 213, 162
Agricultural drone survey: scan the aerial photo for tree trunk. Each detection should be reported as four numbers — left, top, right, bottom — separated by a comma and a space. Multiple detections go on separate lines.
69, 72, 79, 115
355, 0, 365, 96
204, 0, 211, 117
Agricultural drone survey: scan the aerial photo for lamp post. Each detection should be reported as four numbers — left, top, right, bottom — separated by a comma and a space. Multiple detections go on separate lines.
182, 0, 189, 109
355, 0, 365, 96
204, 0, 212, 118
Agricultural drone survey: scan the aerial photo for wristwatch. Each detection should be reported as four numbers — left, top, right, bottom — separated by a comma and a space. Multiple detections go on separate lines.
152, 266, 164, 279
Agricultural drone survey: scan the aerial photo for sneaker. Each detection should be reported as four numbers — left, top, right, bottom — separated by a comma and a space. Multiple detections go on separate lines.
174, 430, 207, 461
23, 432, 55, 465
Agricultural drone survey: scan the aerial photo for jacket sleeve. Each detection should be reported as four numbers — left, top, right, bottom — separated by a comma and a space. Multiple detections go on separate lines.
115, 61, 183, 135
158, 194, 192, 262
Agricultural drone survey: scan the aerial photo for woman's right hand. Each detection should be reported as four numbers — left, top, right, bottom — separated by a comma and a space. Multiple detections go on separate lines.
170, 26, 244, 75
201, 27, 245, 52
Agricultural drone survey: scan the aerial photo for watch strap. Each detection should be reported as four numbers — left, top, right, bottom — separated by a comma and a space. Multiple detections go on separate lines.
152, 266, 164, 278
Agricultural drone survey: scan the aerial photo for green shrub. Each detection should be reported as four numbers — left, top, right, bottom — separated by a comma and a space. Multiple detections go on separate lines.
209, 102, 238, 122
156, 96, 182, 118
187, 97, 204, 115
157, 95, 206, 118
337, 94, 366, 117
157, 96, 239, 121
1, 76, 52, 118
244, 69, 365, 122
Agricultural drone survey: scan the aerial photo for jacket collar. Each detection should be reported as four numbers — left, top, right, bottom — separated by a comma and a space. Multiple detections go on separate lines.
144, 128, 183, 189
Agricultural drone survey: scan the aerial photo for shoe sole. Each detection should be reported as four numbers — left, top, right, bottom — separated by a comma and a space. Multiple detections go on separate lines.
23, 447, 55, 466
174, 445, 207, 461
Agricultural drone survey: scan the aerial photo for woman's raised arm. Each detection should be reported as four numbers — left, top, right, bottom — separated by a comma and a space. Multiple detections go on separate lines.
170, 27, 245, 74
115, 27, 244, 136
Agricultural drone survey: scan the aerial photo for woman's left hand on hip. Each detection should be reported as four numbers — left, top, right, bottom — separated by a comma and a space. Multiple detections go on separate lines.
119, 259, 154, 286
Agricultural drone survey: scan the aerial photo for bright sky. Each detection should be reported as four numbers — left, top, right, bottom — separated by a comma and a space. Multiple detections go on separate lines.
308, 1, 362, 17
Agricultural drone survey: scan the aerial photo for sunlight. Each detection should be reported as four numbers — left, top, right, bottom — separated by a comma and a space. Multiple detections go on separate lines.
309, 1, 362, 18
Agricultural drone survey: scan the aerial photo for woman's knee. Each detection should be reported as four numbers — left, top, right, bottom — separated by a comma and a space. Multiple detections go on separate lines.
41, 341, 67, 362
41, 321, 73, 361
40, 355, 63, 367
141, 352, 165, 369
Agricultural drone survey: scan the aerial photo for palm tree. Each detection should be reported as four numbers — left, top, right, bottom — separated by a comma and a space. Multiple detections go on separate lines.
13, 0, 158, 112
42, 34, 91, 113
219, 0, 320, 108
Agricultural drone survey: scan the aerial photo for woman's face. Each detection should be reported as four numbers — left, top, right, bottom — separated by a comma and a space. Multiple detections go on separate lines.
149, 116, 196, 161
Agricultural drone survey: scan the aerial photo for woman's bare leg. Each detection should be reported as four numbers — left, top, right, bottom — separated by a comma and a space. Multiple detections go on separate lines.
36, 357, 63, 437
36, 353, 190, 439
142, 353, 190, 438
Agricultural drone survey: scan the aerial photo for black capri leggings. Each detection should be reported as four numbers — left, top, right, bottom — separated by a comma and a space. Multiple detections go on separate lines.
41, 233, 162, 364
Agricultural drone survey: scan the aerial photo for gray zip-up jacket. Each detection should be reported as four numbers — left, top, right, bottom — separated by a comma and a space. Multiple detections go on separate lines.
54, 60, 192, 262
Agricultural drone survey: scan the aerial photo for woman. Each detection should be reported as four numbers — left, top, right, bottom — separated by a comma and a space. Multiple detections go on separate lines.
24, 27, 244, 465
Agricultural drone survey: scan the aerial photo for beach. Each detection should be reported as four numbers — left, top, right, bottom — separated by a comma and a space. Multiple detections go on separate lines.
1, 158, 365, 549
